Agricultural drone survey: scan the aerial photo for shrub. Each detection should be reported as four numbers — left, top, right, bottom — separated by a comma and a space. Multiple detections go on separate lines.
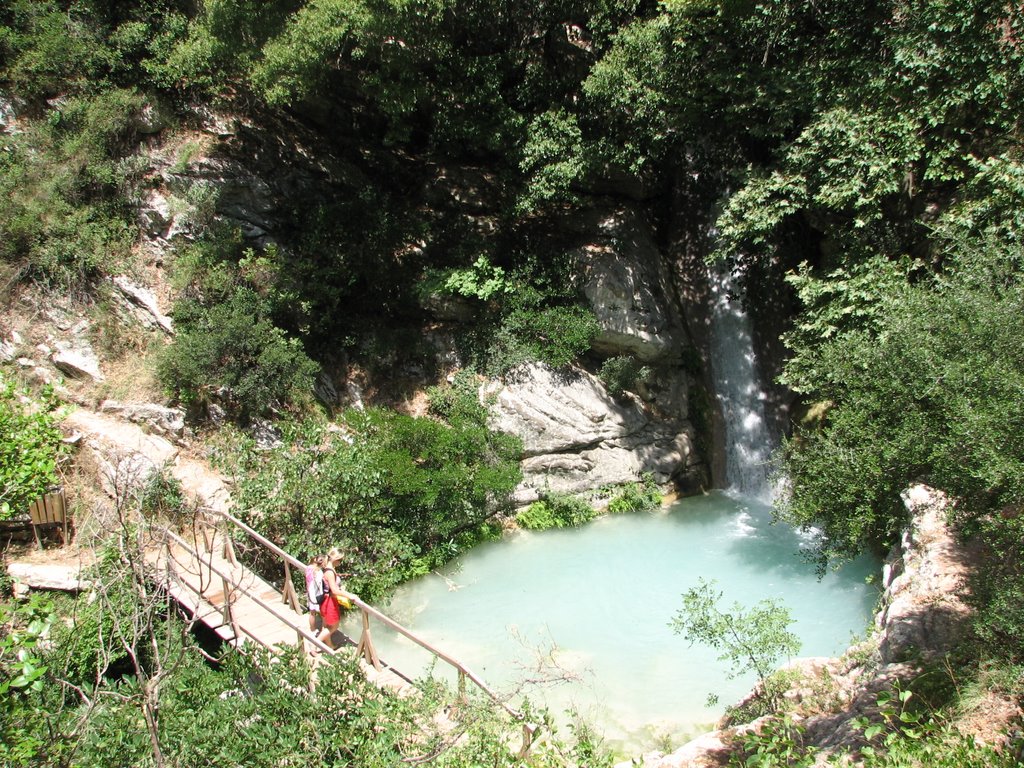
139, 470, 186, 521
487, 303, 600, 375
158, 289, 319, 422
598, 355, 652, 399
0, 89, 144, 291
516, 493, 595, 530
0, 378, 66, 521
606, 476, 662, 514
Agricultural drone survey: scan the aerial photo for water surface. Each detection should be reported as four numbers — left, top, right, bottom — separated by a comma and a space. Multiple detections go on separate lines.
343, 491, 878, 753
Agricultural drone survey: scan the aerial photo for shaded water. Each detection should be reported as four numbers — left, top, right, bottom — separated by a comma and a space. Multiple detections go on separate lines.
343, 492, 879, 754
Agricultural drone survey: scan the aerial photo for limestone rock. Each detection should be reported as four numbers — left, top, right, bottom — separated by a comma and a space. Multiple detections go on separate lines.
99, 400, 185, 439
111, 275, 174, 334
64, 408, 178, 496
250, 417, 283, 449
137, 188, 173, 237
487, 364, 696, 497
876, 484, 971, 664
613, 726, 733, 768
132, 101, 173, 134
575, 209, 685, 363
0, 337, 17, 362
488, 363, 647, 456
7, 562, 91, 594
51, 342, 104, 382
0, 95, 20, 134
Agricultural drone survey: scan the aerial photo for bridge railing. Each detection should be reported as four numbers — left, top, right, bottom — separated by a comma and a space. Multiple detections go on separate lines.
200, 506, 523, 720
160, 525, 335, 657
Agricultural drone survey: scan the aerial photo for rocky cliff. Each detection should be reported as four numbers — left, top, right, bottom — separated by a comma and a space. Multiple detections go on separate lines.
133, 104, 710, 501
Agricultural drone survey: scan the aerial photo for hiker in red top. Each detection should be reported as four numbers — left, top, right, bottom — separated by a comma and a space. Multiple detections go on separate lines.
316, 547, 356, 650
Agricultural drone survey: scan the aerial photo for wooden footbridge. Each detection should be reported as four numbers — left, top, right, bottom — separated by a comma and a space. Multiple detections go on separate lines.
152, 507, 527, 723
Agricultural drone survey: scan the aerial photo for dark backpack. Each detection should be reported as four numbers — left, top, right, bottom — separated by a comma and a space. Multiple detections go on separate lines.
317, 568, 334, 605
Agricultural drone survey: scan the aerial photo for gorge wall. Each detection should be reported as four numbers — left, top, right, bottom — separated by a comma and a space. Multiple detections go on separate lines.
124, 103, 722, 501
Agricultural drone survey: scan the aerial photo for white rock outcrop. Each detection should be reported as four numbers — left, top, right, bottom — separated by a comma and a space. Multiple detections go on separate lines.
7, 563, 91, 598
575, 208, 685, 364
99, 400, 186, 439
487, 364, 698, 499
51, 343, 104, 382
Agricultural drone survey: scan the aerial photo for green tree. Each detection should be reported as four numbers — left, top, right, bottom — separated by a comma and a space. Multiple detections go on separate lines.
671, 577, 800, 705
231, 384, 522, 600
158, 288, 320, 421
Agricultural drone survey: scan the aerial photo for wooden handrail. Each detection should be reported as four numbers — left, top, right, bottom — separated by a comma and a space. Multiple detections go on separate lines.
162, 528, 336, 656
199, 506, 522, 719
210, 508, 306, 570
347, 594, 520, 718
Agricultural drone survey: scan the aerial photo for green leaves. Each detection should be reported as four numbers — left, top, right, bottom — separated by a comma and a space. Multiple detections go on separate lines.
0, 377, 66, 522
671, 577, 801, 689
159, 287, 320, 421
232, 389, 522, 601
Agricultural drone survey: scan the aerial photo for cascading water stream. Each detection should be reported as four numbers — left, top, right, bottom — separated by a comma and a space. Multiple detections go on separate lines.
707, 263, 774, 501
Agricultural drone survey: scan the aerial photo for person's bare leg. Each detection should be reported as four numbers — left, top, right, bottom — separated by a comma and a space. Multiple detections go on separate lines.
317, 621, 339, 650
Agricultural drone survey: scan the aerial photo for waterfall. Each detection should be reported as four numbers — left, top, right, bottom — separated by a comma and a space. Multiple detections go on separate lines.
707, 263, 773, 501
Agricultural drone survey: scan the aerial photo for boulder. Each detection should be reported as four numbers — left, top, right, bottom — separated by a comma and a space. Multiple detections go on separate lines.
486, 364, 697, 497
111, 275, 174, 334
51, 343, 104, 382
574, 208, 686, 363
487, 364, 647, 456
99, 400, 186, 439
7, 563, 91, 596
137, 188, 173, 237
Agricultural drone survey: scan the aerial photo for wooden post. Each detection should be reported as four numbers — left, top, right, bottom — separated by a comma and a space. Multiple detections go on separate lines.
223, 534, 238, 567
283, 560, 293, 606
517, 723, 539, 760
355, 609, 382, 670
58, 492, 68, 545
283, 561, 301, 613
221, 575, 241, 645
220, 575, 232, 627
29, 498, 44, 549
458, 671, 467, 702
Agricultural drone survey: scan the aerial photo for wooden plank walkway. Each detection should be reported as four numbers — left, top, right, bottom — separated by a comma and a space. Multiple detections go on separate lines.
151, 526, 412, 694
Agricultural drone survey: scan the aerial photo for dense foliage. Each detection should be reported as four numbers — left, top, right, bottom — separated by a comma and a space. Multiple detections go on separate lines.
4, 0, 1024, 763
229, 380, 522, 601
0, 377, 65, 520
1, 592, 611, 768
